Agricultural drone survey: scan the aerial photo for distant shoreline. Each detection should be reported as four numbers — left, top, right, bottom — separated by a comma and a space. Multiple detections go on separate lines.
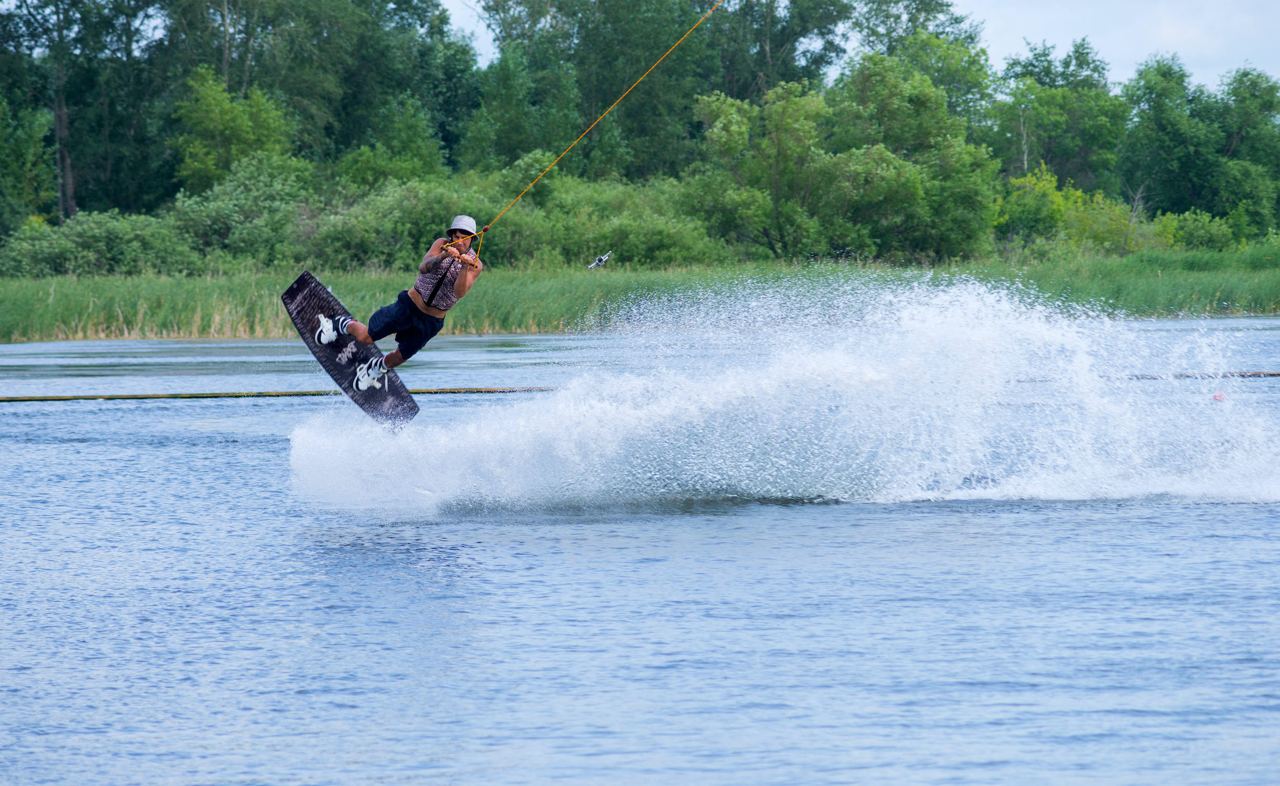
5, 253, 1280, 343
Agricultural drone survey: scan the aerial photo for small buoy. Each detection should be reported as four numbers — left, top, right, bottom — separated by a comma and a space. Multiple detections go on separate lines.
1212, 391, 1226, 401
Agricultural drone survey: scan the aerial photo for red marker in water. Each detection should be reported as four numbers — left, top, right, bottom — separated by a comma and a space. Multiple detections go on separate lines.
1213, 391, 1226, 401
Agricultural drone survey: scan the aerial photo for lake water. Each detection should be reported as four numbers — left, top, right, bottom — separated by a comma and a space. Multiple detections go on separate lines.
3, 279, 1280, 784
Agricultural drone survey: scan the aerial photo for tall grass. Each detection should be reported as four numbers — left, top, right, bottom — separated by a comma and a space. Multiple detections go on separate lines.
3, 248, 1279, 343
0, 267, 781, 343
967, 246, 1280, 315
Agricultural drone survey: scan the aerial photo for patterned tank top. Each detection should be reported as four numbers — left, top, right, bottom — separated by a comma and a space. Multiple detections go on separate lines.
413, 239, 465, 312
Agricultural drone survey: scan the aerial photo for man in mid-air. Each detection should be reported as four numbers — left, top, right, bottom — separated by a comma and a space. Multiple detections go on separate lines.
316, 214, 485, 390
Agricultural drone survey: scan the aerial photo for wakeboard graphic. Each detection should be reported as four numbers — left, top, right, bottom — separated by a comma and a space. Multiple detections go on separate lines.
282, 271, 419, 424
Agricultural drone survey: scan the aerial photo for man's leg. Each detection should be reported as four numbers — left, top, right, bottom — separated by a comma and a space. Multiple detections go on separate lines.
347, 297, 417, 390
343, 317, 403, 368
320, 315, 372, 346
343, 318, 372, 344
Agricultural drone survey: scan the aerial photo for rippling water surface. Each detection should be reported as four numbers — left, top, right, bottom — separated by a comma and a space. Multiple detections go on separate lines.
3, 279, 1280, 784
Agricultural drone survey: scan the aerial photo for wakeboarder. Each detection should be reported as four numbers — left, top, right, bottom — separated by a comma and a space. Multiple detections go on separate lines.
315, 215, 485, 390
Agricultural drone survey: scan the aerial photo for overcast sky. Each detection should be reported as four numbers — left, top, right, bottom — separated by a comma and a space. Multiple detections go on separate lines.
439, 0, 1276, 88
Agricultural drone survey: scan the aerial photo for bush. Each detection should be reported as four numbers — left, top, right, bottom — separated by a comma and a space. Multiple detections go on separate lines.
302, 177, 506, 271
823, 145, 928, 258
537, 177, 729, 267
0, 211, 202, 277
172, 152, 313, 266
1234, 238, 1280, 271
1062, 191, 1146, 254
997, 165, 1066, 241
498, 149, 561, 206
1165, 209, 1237, 251
680, 169, 773, 253
296, 171, 731, 273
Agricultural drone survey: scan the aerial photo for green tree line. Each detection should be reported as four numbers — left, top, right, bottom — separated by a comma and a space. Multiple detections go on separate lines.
2, 0, 1279, 276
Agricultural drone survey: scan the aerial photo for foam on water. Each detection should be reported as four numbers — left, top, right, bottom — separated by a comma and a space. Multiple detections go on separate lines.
290, 276, 1280, 511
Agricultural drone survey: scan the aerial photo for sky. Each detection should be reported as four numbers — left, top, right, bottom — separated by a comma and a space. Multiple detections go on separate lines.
439, 0, 1278, 88
951, 0, 1275, 86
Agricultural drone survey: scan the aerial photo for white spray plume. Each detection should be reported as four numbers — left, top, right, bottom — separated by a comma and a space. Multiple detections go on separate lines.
292, 275, 1280, 513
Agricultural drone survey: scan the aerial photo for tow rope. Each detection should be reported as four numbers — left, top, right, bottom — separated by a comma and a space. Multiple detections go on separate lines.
447, 0, 727, 253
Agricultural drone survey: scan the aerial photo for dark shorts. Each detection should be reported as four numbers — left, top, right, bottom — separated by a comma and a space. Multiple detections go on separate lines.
367, 290, 445, 361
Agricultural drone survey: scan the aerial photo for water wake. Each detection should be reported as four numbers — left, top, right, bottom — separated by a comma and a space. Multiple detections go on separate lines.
291, 276, 1280, 512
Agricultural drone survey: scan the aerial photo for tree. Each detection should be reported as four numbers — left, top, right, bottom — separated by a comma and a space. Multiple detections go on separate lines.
690, 72, 997, 260
827, 53, 962, 156
987, 39, 1126, 193
397, 4, 481, 165
337, 93, 447, 188
988, 78, 1126, 193
470, 1, 862, 178
0, 8, 43, 111
1216, 68, 1280, 174
321, 0, 480, 163
173, 66, 292, 193
1208, 68, 1280, 236
1116, 59, 1280, 238
0, 95, 56, 235
72, 0, 171, 213
691, 83, 833, 256
704, 0, 856, 101
159, 0, 468, 160
827, 54, 997, 256
457, 44, 581, 171
1119, 56, 1224, 216
1004, 39, 1109, 90
895, 31, 994, 129
478, 0, 575, 51
1214, 158, 1275, 238
570, 0, 712, 178
10, 0, 101, 218
849, 0, 979, 55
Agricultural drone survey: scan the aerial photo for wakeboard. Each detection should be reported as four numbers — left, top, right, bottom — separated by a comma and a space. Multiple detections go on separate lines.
281, 271, 419, 424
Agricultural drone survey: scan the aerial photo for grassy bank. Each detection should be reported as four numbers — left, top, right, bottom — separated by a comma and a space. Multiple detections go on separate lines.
3, 249, 1280, 342
980, 245, 1280, 315
0, 267, 754, 342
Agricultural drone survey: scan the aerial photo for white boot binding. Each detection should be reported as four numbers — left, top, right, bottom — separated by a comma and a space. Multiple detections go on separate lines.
315, 314, 338, 345
354, 356, 387, 391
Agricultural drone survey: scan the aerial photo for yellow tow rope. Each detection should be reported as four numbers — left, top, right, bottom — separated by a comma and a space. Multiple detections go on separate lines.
447, 0, 727, 253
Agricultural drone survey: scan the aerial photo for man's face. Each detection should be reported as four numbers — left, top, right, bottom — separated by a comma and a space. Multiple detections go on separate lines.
448, 230, 472, 251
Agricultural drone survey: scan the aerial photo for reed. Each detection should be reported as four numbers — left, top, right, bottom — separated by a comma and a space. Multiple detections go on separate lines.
3, 251, 1279, 343
968, 248, 1280, 315
0, 268, 762, 342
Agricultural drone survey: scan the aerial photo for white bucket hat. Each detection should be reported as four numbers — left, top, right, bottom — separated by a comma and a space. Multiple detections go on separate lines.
449, 215, 478, 235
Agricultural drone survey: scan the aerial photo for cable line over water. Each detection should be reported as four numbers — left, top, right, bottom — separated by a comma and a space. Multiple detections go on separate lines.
0, 387, 551, 403
1, 372, 1277, 404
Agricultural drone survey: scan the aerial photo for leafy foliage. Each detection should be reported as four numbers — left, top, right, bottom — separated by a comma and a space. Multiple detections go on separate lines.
705, 0, 856, 101
896, 32, 994, 127
172, 152, 313, 265
0, 210, 201, 277
2, 0, 1280, 279
172, 67, 293, 193
0, 95, 55, 235
986, 40, 1127, 193
336, 94, 447, 188
849, 0, 981, 54
1161, 209, 1237, 252
691, 66, 997, 260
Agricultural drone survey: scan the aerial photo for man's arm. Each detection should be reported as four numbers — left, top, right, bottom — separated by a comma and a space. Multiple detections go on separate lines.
419, 238, 449, 273
453, 254, 484, 299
